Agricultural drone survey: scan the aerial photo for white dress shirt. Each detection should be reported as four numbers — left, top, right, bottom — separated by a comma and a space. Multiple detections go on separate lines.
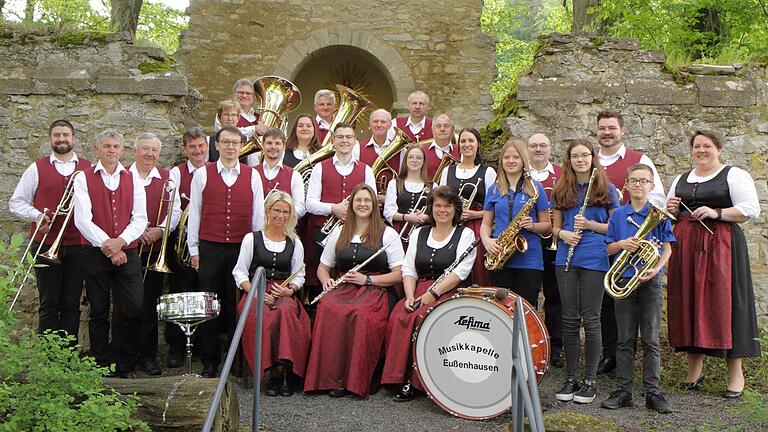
315, 115, 331, 132
9, 153, 82, 222
254, 159, 306, 218
439, 165, 498, 194
428, 141, 457, 162
305, 156, 377, 216
383, 178, 428, 224
187, 160, 266, 256
232, 232, 306, 288
128, 163, 182, 231
599, 144, 665, 206
391, 116, 427, 137
668, 165, 760, 220
528, 162, 556, 183
73, 161, 148, 247
168, 160, 202, 206
319, 226, 405, 269
401, 226, 476, 281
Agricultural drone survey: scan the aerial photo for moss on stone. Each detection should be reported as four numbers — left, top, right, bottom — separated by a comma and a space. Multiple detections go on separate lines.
540, 411, 623, 431
53, 31, 109, 48
480, 89, 518, 159
660, 63, 693, 85
138, 57, 178, 74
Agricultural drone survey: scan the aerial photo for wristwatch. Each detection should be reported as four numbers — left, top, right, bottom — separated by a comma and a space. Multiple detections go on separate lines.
365, 275, 373, 285
716, 208, 722, 220
428, 286, 440, 299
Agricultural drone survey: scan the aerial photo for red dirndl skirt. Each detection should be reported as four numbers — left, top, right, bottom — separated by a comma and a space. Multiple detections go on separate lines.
464, 216, 489, 285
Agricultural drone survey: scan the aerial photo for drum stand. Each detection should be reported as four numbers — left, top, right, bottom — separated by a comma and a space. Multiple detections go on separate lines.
510, 296, 545, 432
168, 318, 214, 376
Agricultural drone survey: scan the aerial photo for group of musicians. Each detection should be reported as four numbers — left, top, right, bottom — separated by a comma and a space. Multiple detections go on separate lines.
9, 80, 761, 414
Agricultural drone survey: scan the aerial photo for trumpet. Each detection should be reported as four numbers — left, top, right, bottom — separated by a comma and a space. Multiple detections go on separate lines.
140, 178, 177, 282
398, 186, 430, 243
317, 196, 349, 247
9, 170, 83, 312
459, 177, 483, 213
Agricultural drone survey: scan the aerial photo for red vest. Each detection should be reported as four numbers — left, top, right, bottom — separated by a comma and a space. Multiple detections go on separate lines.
540, 164, 563, 201
30, 157, 92, 246
175, 162, 195, 211
424, 143, 460, 181
144, 168, 171, 249
359, 139, 400, 193
254, 163, 294, 198
603, 148, 643, 204
85, 167, 138, 250
395, 116, 433, 142
200, 163, 253, 243
319, 159, 366, 204
236, 112, 259, 128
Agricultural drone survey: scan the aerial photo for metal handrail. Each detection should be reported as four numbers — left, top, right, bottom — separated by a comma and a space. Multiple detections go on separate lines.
203, 267, 266, 432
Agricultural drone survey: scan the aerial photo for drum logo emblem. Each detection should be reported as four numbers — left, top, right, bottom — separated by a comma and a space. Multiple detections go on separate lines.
453, 315, 491, 332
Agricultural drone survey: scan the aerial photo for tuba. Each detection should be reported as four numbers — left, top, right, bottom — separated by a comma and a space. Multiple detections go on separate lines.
239, 76, 302, 159
604, 202, 675, 299
371, 128, 413, 194
484, 171, 539, 271
174, 194, 194, 271
294, 84, 373, 191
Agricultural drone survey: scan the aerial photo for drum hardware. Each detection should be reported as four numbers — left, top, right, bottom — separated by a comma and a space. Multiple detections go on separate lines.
310, 240, 393, 304
565, 168, 596, 272
679, 201, 715, 234
157, 292, 220, 375
140, 178, 177, 282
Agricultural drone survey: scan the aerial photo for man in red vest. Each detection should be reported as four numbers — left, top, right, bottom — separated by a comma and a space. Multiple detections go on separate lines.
392, 90, 433, 143
527, 132, 564, 368
249, 128, 305, 217
9, 119, 92, 343
187, 125, 265, 377
423, 113, 460, 181
355, 108, 401, 205
595, 110, 666, 376
73, 129, 148, 378
213, 79, 268, 140
165, 127, 208, 368
129, 133, 181, 375
313, 89, 336, 145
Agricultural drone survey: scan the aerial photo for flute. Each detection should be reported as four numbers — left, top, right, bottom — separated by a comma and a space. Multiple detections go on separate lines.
565, 168, 596, 272
410, 238, 479, 311
310, 241, 392, 305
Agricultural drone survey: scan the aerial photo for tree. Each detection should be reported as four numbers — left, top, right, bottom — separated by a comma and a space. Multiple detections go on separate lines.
572, 0, 602, 34
110, 0, 142, 37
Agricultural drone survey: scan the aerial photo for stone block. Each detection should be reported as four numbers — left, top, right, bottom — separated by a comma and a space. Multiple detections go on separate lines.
697, 76, 757, 107
626, 79, 696, 105
0, 78, 32, 95
95, 74, 188, 96
755, 122, 768, 134
596, 38, 639, 51
683, 64, 736, 75
630, 50, 665, 64
517, 76, 594, 103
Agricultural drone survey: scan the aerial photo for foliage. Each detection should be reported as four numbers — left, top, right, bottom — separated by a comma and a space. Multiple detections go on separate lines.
595, 0, 768, 64
0, 234, 149, 432
135, 0, 187, 54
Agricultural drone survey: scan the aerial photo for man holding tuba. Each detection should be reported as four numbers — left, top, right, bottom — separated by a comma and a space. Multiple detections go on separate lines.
355, 109, 401, 205
213, 78, 269, 140
129, 133, 181, 375
9, 119, 93, 343
313, 89, 336, 144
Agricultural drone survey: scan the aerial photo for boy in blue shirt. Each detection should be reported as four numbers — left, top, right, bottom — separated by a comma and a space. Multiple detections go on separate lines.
601, 163, 675, 414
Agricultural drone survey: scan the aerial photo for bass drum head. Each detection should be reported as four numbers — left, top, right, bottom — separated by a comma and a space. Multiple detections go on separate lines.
413, 292, 549, 420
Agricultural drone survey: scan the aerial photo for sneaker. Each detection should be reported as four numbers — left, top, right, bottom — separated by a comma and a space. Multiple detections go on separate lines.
574, 380, 597, 404
646, 392, 672, 413
601, 390, 633, 409
555, 378, 581, 402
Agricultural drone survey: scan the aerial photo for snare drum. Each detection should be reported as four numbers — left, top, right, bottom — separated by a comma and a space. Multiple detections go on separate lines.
413, 290, 549, 420
157, 292, 220, 323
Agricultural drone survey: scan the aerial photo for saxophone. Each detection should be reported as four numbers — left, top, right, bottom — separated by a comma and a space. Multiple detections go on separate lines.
484, 171, 539, 271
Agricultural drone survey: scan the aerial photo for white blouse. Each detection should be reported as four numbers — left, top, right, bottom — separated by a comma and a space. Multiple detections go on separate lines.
320, 225, 405, 270
401, 226, 477, 281
668, 165, 760, 220
232, 232, 306, 288
382, 178, 428, 224
439, 164, 498, 196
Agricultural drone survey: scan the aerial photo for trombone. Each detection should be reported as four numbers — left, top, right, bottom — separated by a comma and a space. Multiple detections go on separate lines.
9, 170, 83, 312
140, 178, 177, 282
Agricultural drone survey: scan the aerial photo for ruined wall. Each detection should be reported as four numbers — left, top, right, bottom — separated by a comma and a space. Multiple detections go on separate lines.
506, 34, 768, 323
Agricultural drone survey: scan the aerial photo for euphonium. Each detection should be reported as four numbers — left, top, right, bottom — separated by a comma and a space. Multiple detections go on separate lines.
141, 178, 177, 281
484, 171, 539, 271
239, 76, 302, 159
174, 194, 193, 271
604, 202, 675, 299
371, 128, 413, 194
294, 84, 372, 190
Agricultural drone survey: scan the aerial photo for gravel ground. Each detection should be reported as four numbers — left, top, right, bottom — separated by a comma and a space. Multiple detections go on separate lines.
232, 365, 764, 432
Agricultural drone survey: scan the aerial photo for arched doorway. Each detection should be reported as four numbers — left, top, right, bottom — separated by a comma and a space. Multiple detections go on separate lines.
289, 45, 395, 140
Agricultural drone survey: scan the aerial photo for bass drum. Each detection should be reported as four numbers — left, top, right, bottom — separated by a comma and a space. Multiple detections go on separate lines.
412, 290, 549, 420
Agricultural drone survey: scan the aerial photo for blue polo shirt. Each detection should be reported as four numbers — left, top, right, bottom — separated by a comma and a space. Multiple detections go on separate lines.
554, 183, 620, 272
605, 202, 676, 278
484, 181, 550, 270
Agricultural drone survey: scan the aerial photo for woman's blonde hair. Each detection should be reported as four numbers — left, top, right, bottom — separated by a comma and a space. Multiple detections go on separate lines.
494, 137, 535, 197
264, 191, 298, 240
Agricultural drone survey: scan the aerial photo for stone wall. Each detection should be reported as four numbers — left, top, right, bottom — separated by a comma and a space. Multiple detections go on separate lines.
176, 0, 496, 132
0, 30, 200, 334
506, 34, 768, 323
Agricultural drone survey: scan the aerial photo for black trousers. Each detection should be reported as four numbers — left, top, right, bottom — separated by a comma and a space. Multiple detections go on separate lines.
138, 250, 165, 360
32, 243, 87, 343
84, 247, 143, 373
601, 293, 617, 358
164, 231, 201, 356
489, 267, 542, 309
542, 246, 563, 357
196, 240, 242, 366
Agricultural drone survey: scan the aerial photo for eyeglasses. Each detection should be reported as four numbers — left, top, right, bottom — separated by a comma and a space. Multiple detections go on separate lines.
218, 140, 241, 147
221, 113, 239, 118
528, 143, 550, 149
334, 134, 355, 140
626, 178, 652, 186
270, 208, 291, 215
570, 153, 592, 160
235, 91, 254, 96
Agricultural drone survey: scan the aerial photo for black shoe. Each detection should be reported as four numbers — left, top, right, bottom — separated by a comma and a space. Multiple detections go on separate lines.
393, 383, 415, 402
722, 389, 743, 399
550, 354, 563, 368
118, 370, 137, 379
167, 351, 184, 368
140, 358, 162, 376
601, 390, 633, 409
596, 356, 616, 375
201, 363, 218, 378
646, 392, 672, 413
680, 373, 704, 391
574, 380, 597, 404
329, 388, 348, 398
265, 376, 280, 397
555, 378, 581, 402
279, 381, 293, 397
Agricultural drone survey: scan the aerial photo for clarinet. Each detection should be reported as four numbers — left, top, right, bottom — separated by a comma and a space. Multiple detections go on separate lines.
564, 168, 596, 272
310, 241, 393, 305
411, 238, 479, 311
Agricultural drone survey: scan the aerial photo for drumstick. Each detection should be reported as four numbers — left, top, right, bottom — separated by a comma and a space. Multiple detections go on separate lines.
679, 201, 715, 234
